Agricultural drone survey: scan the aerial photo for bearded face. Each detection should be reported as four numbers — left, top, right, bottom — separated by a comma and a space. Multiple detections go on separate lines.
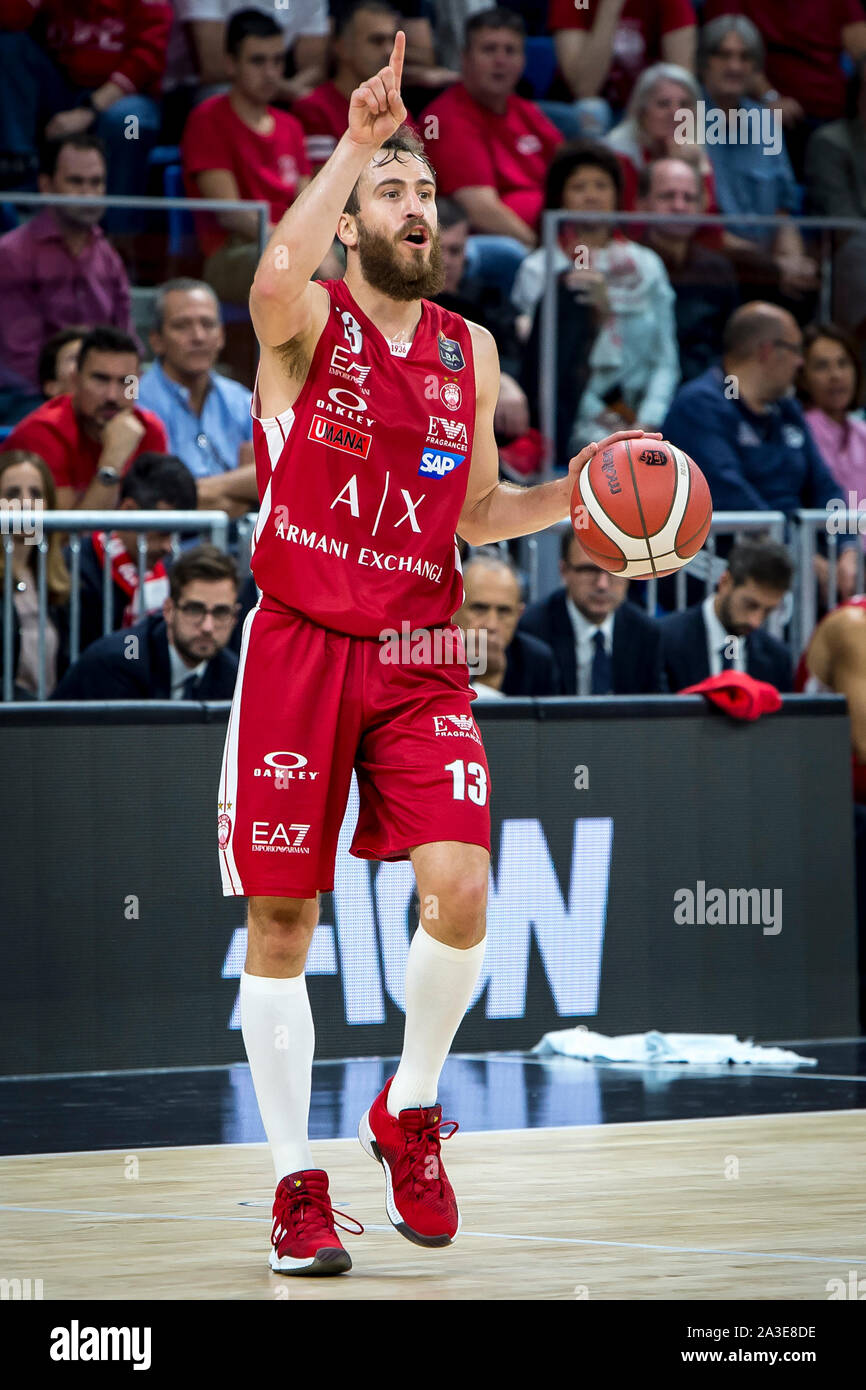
354, 214, 446, 301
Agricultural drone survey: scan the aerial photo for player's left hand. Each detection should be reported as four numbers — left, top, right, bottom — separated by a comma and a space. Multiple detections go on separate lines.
567, 430, 663, 485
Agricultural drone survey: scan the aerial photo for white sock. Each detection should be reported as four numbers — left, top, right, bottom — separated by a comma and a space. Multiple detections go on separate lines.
240, 970, 315, 1182
388, 928, 486, 1117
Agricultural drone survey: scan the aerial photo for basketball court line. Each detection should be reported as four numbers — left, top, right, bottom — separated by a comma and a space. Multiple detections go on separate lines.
1, 1202, 862, 1267
1, 1106, 864, 1163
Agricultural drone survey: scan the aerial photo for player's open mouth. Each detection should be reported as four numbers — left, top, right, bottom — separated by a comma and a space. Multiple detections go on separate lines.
403, 228, 428, 245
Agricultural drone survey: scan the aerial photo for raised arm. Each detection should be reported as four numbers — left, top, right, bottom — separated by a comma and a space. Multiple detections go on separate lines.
249, 30, 408, 350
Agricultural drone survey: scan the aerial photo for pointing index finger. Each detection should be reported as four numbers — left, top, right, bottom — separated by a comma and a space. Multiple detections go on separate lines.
388, 29, 405, 90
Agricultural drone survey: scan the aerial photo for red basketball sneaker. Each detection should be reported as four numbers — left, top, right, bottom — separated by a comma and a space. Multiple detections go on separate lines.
358, 1078, 460, 1247
269, 1169, 363, 1275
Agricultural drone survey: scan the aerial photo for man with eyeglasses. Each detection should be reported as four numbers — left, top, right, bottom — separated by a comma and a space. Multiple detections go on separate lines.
519, 531, 664, 695
138, 279, 258, 519
662, 299, 859, 600
52, 544, 239, 700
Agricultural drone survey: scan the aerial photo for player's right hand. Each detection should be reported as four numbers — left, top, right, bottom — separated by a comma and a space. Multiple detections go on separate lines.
347, 30, 407, 151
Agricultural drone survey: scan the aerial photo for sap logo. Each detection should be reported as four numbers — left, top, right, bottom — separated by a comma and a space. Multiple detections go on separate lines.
308, 414, 372, 458
223, 783, 613, 1030
251, 822, 311, 853
427, 416, 468, 450
419, 449, 465, 477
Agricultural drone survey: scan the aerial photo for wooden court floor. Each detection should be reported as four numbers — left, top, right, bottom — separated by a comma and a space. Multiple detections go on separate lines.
1, 1109, 863, 1300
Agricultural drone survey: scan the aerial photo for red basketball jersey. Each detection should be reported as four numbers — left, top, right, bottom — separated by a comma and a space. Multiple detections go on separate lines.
250, 279, 477, 637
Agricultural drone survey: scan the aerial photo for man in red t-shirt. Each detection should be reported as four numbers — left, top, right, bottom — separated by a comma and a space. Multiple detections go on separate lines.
294, 1, 423, 173
181, 9, 311, 303
419, 9, 562, 248
2, 326, 167, 511
550, 0, 696, 114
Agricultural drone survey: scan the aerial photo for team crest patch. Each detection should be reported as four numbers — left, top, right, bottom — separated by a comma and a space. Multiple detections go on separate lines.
218, 813, 232, 850
440, 380, 462, 409
438, 333, 465, 372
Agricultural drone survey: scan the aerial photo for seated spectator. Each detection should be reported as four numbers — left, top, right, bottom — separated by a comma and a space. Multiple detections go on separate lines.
519, 531, 664, 694
550, 0, 697, 138
662, 301, 858, 597
605, 62, 717, 214
419, 8, 562, 268
176, 0, 330, 103
798, 323, 866, 538
805, 57, 866, 219
181, 9, 311, 304
53, 544, 240, 701
294, 3, 404, 173
638, 157, 739, 381
38, 326, 88, 400
703, 0, 866, 178
138, 280, 257, 517
70, 451, 198, 655
2, 326, 168, 512
0, 449, 70, 699
433, 196, 527, 422
0, 135, 132, 420
697, 16, 816, 305
0, 0, 170, 212
511, 141, 680, 453
456, 548, 560, 697
661, 537, 793, 692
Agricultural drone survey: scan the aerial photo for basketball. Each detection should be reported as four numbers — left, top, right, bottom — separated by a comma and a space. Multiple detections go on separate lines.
571, 439, 712, 579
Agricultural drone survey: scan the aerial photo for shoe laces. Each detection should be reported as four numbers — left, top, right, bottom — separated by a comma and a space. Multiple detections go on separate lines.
275, 1188, 364, 1246
400, 1113, 459, 1198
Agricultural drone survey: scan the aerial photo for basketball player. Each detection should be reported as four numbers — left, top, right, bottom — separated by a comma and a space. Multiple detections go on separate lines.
219, 30, 660, 1275
798, 596, 866, 802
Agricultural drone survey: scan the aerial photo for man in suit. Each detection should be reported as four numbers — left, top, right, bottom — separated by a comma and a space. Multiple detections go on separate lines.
518, 532, 663, 695
53, 544, 240, 700
660, 538, 794, 692
455, 548, 560, 699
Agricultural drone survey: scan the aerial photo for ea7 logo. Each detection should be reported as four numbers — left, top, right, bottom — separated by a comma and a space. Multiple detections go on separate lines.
251, 822, 311, 852
639, 448, 668, 466
330, 345, 371, 388
427, 416, 468, 449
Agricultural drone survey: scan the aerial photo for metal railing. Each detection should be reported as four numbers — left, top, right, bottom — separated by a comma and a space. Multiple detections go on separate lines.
793, 509, 866, 657
2, 191, 271, 256
2, 510, 230, 701
521, 510, 788, 626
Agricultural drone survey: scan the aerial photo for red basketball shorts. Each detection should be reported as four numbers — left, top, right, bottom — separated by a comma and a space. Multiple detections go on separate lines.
218, 601, 491, 898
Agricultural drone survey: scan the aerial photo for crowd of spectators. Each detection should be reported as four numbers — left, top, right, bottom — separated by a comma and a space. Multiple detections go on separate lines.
2, 0, 866, 705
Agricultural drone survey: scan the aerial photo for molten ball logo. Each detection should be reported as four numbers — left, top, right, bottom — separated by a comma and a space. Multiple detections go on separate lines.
639, 448, 668, 467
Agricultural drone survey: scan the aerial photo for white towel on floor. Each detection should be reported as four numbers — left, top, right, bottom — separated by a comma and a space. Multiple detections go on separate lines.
532, 1029, 817, 1066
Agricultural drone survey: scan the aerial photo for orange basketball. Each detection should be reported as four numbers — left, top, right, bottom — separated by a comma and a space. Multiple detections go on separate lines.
570, 439, 712, 578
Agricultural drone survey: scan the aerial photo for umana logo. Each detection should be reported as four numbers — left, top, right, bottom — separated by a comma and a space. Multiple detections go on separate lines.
223, 790, 613, 1028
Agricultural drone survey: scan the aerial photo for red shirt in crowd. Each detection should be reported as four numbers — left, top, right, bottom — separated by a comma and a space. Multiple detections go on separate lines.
419, 84, 562, 233
0, 0, 173, 95
703, 0, 866, 121
182, 94, 311, 257
548, 0, 697, 111
293, 80, 422, 172
0, 209, 132, 394
3, 395, 167, 497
